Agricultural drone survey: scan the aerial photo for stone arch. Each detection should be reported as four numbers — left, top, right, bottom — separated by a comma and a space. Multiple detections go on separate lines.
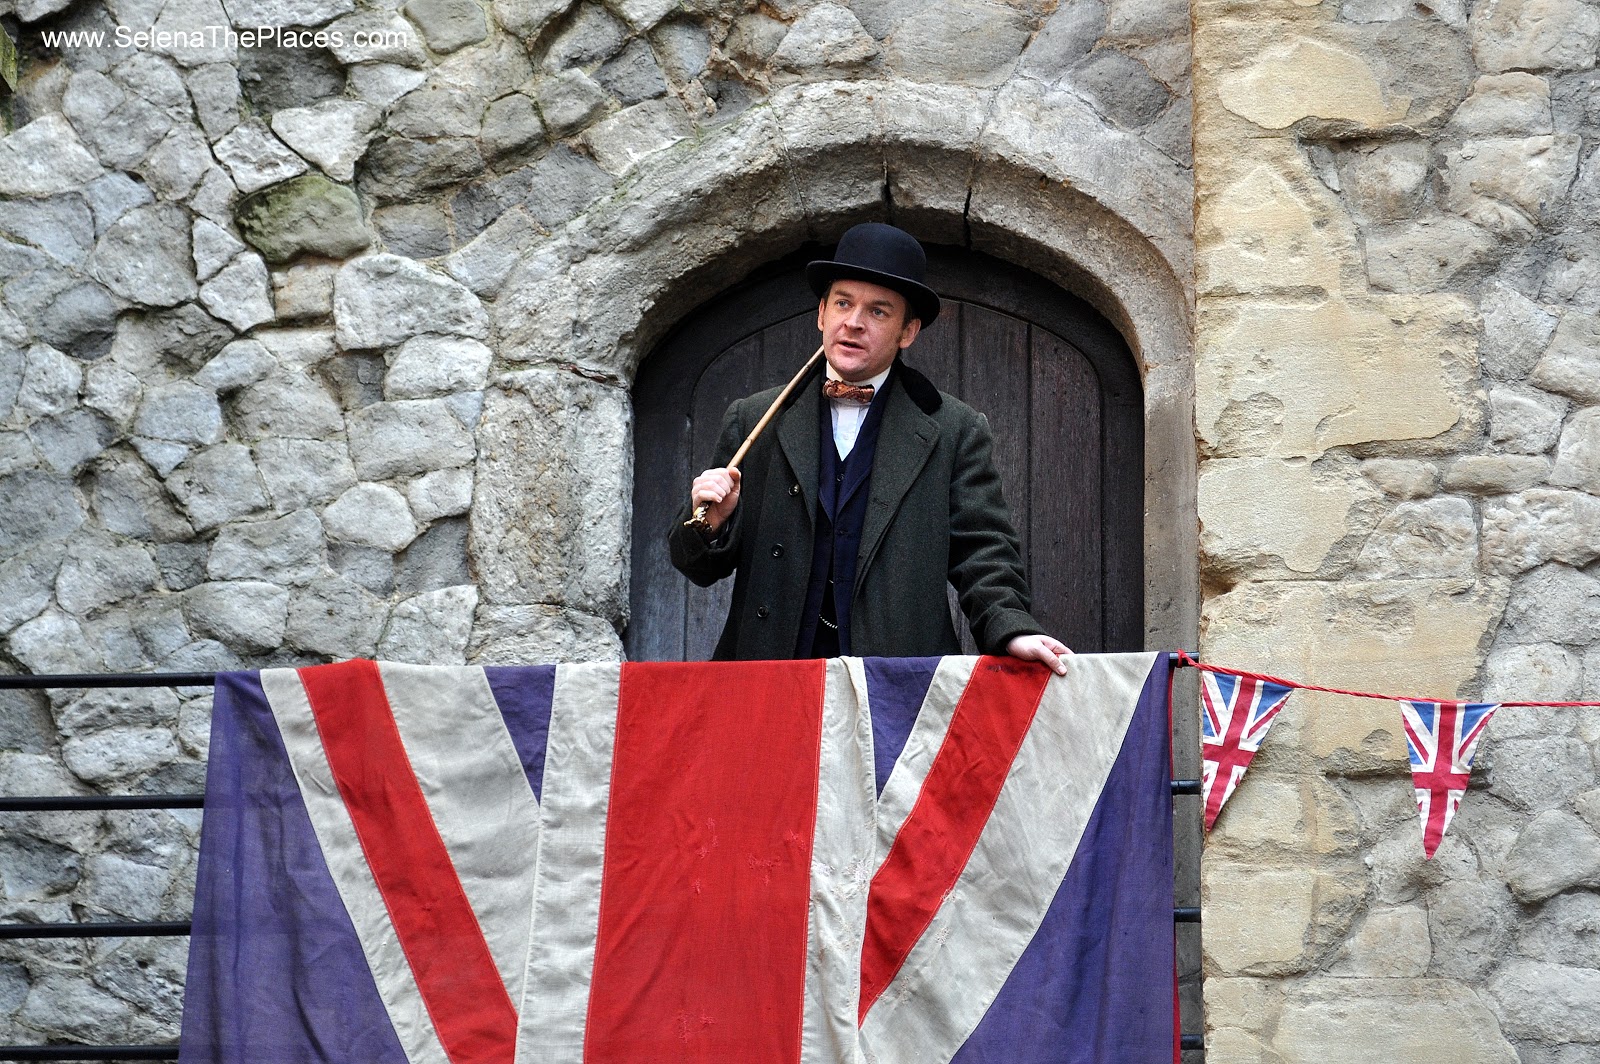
469, 78, 1196, 659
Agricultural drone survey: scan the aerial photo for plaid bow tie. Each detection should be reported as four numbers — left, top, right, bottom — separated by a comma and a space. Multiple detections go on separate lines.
823, 379, 874, 405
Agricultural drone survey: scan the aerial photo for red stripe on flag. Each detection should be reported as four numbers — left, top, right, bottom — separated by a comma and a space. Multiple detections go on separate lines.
858, 657, 1052, 1022
298, 660, 517, 1064
585, 660, 825, 1064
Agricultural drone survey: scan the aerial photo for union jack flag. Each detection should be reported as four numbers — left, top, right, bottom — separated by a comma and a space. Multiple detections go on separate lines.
1398, 699, 1499, 859
1199, 671, 1295, 830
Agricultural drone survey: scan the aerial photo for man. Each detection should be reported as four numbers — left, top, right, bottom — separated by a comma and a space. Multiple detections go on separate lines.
668, 222, 1071, 673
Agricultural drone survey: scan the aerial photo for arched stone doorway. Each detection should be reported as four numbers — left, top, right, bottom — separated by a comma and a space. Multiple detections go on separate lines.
626, 246, 1144, 662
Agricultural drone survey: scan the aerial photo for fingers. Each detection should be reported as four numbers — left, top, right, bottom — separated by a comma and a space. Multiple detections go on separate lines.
1007, 634, 1072, 675
690, 467, 741, 531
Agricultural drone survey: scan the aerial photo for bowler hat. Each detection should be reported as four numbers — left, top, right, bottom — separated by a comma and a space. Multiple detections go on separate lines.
806, 223, 941, 325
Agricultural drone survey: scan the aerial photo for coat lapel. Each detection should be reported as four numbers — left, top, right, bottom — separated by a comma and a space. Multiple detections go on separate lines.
777, 367, 822, 533
857, 370, 937, 580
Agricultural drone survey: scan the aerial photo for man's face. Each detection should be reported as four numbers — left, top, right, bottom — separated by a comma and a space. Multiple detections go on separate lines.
816, 279, 922, 382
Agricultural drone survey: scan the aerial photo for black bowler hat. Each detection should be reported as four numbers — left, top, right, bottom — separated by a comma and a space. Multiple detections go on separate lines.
806, 223, 941, 325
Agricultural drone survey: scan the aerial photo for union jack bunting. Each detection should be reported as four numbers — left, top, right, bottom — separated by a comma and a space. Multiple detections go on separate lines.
1199, 671, 1295, 831
1398, 699, 1500, 859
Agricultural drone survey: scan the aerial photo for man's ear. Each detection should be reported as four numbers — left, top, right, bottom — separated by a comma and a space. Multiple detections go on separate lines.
817, 297, 829, 332
898, 317, 922, 349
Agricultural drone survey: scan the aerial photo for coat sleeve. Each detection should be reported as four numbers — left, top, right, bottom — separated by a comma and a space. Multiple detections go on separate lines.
947, 411, 1044, 654
666, 402, 748, 588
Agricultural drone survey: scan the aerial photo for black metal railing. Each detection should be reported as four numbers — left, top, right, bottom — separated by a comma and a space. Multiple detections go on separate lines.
0, 658, 1208, 1060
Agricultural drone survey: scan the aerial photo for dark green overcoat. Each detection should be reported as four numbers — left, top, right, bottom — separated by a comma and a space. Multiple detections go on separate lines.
667, 360, 1042, 659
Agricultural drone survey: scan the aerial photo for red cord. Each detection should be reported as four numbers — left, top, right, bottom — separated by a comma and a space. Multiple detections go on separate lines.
1175, 650, 1600, 709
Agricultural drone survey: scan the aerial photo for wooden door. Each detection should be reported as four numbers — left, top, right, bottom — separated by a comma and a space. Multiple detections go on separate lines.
628, 246, 1143, 660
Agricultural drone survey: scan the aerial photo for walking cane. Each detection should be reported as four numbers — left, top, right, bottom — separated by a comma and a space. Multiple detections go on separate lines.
683, 344, 826, 534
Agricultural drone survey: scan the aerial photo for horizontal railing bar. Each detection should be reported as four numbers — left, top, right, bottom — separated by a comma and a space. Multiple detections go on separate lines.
0, 795, 205, 812
1180, 1034, 1203, 1051
0, 1046, 178, 1061
1174, 907, 1201, 923
0, 673, 217, 690
0, 922, 189, 940
1171, 779, 1200, 795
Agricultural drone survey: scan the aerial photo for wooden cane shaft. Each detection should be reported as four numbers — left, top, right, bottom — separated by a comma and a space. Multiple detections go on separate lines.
685, 344, 825, 531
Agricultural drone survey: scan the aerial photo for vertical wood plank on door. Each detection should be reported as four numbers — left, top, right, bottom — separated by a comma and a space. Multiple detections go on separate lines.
1029, 330, 1103, 652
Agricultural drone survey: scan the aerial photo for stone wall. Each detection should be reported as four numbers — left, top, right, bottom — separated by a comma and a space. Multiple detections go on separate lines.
0, 0, 1193, 1049
1193, 0, 1600, 1059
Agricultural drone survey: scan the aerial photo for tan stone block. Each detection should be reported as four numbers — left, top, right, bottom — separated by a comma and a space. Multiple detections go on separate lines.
1201, 579, 1508, 769
1197, 164, 1352, 298
1197, 294, 1477, 458
1203, 863, 1318, 975
1217, 36, 1410, 130
1205, 1028, 1280, 1062
1331, 904, 1432, 976
1199, 458, 1377, 574
1204, 977, 1283, 1037
1208, 775, 1361, 856
1275, 979, 1518, 1064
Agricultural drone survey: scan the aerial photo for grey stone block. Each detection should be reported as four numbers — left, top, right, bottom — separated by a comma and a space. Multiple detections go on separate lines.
323, 482, 421, 551
775, 4, 879, 70
207, 510, 325, 585
212, 121, 309, 196
445, 208, 539, 298
254, 438, 357, 513
1485, 736, 1598, 812
112, 304, 236, 375
0, 194, 96, 267
329, 543, 395, 595
360, 136, 487, 202
166, 443, 270, 531
271, 264, 338, 322
0, 836, 81, 899
404, 0, 489, 54
285, 576, 387, 658
1502, 810, 1600, 903
237, 41, 348, 113
89, 203, 197, 308
1535, 308, 1600, 402
395, 516, 469, 594
1365, 216, 1498, 293
543, 3, 626, 71
1482, 491, 1600, 576
1489, 385, 1565, 455
84, 172, 154, 236
182, 580, 289, 651
389, 84, 484, 139
346, 399, 478, 480
883, 0, 1031, 86
0, 547, 61, 634
87, 451, 192, 544
651, 18, 710, 83
230, 372, 345, 441
29, 410, 115, 475
138, 126, 211, 200
198, 254, 275, 332
1550, 408, 1600, 495
1518, 892, 1600, 969
63, 726, 180, 785
318, 352, 386, 410
193, 219, 247, 283
54, 531, 160, 614
379, 585, 478, 664
468, 602, 623, 664
374, 202, 456, 259
404, 467, 474, 522
134, 383, 224, 448
269, 100, 380, 183
194, 339, 277, 394
1484, 642, 1583, 703
0, 469, 86, 556
534, 69, 610, 137
481, 93, 546, 162
334, 255, 489, 349
596, 39, 667, 105
385, 335, 491, 398
1489, 959, 1600, 1043
187, 63, 241, 142
11, 274, 121, 361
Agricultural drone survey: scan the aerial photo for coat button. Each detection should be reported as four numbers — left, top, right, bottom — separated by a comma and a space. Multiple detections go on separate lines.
757, 606, 770, 619
789, 483, 800, 496
771, 544, 784, 557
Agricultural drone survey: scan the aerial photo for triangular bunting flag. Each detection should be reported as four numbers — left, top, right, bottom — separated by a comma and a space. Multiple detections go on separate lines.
1199, 671, 1295, 831
1398, 700, 1499, 859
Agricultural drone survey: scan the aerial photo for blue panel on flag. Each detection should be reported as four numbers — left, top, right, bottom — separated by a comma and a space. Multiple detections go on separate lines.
486, 665, 556, 802
954, 655, 1175, 1063
863, 657, 939, 795
179, 673, 408, 1064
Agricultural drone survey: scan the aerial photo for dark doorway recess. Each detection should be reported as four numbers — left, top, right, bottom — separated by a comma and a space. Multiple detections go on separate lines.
628, 245, 1144, 661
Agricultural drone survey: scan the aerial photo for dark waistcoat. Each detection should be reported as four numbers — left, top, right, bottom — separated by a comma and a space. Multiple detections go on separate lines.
795, 377, 891, 656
